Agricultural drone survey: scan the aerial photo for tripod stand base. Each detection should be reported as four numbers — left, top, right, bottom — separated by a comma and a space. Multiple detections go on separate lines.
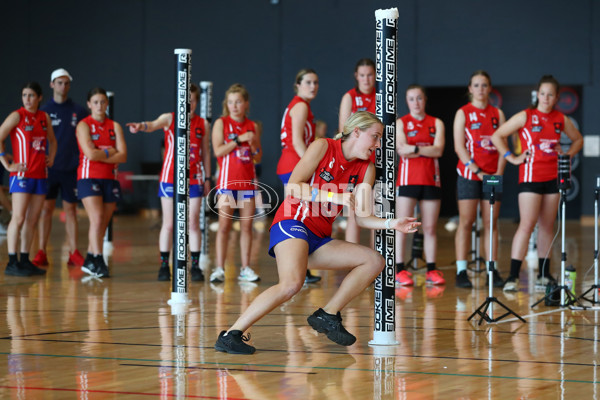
468, 297, 526, 325
578, 285, 600, 304
531, 285, 587, 309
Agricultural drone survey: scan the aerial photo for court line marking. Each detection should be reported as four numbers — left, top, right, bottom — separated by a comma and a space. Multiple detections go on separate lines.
0, 385, 246, 399
1, 352, 598, 384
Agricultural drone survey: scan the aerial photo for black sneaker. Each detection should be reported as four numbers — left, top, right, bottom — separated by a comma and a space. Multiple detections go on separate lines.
20, 259, 46, 275
455, 270, 472, 288
95, 257, 110, 278
81, 258, 99, 276
158, 262, 170, 281
307, 308, 356, 346
214, 330, 256, 354
486, 269, 505, 288
5, 261, 32, 276
191, 265, 204, 282
305, 270, 321, 284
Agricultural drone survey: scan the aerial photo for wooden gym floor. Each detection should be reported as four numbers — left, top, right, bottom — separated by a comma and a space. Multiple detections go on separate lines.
0, 212, 599, 399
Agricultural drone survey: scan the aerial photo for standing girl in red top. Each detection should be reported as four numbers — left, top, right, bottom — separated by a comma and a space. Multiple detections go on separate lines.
492, 75, 583, 292
338, 58, 376, 245
277, 69, 321, 283
453, 70, 507, 289
394, 85, 445, 286
0, 82, 57, 276
214, 111, 420, 355
210, 84, 262, 284
126, 84, 210, 282
76, 87, 127, 278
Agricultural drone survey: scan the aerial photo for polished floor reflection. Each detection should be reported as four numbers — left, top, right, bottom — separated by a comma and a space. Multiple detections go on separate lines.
0, 214, 599, 399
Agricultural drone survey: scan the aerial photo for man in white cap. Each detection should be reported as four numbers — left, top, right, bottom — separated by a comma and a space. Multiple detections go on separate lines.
33, 68, 88, 269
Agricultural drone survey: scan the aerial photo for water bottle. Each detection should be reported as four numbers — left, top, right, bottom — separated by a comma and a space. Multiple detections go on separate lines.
565, 265, 577, 295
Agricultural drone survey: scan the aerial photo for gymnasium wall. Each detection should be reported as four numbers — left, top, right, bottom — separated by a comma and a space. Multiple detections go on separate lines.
0, 0, 598, 217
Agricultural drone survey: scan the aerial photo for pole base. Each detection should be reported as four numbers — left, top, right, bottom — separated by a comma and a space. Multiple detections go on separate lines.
168, 292, 190, 311
369, 331, 399, 346
468, 296, 526, 325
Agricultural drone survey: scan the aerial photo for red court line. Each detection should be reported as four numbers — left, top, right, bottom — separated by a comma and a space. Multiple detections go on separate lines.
0, 386, 248, 399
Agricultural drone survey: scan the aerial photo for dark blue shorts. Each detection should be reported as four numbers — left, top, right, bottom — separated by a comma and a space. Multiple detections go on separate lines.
46, 169, 78, 203
278, 172, 292, 185
158, 182, 203, 198
77, 179, 121, 203
268, 220, 333, 258
9, 176, 47, 195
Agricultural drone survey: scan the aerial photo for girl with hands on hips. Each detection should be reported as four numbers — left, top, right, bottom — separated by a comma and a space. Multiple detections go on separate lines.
491, 75, 583, 293
0, 82, 57, 277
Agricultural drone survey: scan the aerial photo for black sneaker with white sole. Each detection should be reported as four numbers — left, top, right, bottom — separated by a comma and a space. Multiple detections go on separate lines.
94, 256, 110, 278
214, 330, 256, 354
81, 258, 99, 276
307, 308, 356, 346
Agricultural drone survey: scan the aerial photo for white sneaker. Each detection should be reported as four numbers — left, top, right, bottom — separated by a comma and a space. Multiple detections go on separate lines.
503, 277, 519, 292
210, 266, 225, 282
238, 266, 260, 282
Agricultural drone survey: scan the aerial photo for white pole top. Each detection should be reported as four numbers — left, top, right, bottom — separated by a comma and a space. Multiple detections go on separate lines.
200, 81, 213, 88
107, 91, 115, 97
375, 8, 399, 20
174, 48, 192, 55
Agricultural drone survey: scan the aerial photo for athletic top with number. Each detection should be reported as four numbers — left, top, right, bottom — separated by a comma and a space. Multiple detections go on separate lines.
77, 115, 118, 180
518, 108, 564, 183
216, 115, 256, 190
161, 113, 206, 185
347, 87, 376, 114
10, 107, 49, 179
347, 87, 377, 163
271, 138, 371, 238
456, 103, 500, 181
397, 114, 440, 187
41, 98, 88, 171
276, 96, 315, 175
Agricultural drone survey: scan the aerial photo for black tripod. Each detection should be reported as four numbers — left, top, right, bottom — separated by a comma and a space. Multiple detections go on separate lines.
578, 176, 600, 304
469, 176, 525, 324
531, 164, 586, 308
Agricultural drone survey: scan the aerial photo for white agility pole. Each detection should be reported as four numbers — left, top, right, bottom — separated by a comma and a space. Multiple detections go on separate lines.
199, 81, 213, 270
370, 7, 399, 346
169, 49, 192, 306
103, 91, 115, 257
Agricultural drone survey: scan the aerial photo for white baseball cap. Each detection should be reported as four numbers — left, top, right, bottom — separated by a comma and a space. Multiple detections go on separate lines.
50, 68, 73, 82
